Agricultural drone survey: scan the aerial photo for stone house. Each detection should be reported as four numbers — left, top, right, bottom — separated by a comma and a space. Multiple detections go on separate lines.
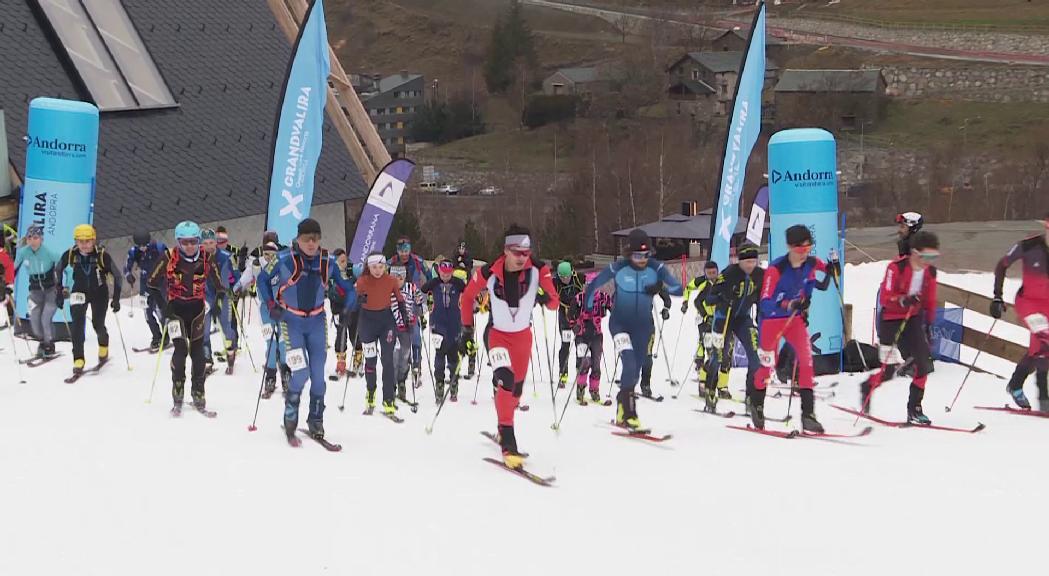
774, 69, 888, 132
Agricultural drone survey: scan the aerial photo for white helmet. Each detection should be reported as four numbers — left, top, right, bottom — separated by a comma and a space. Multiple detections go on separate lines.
895, 211, 923, 233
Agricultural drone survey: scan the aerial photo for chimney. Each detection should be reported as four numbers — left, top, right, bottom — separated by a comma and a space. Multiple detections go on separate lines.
681, 201, 698, 216
400, 69, 409, 79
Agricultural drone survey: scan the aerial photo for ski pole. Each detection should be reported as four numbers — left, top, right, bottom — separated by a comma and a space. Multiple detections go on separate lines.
606, 354, 620, 400
553, 342, 589, 432
530, 325, 542, 399
248, 330, 278, 431
857, 311, 914, 425
541, 307, 556, 388
470, 342, 488, 405
830, 266, 869, 373
146, 322, 169, 404
655, 313, 677, 388
783, 356, 799, 421
944, 318, 998, 413
113, 311, 133, 371
667, 310, 687, 376
231, 299, 257, 373
671, 358, 696, 400
4, 307, 27, 384
425, 352, 463, 434
337, 332, 360, 412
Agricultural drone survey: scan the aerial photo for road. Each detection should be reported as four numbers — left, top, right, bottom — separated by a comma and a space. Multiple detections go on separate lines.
522, 0, 1049, 67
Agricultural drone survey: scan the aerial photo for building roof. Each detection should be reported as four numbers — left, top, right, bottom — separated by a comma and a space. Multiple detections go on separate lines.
668, 79, 715, 95
669, 51, 779, 74
713, 28, 785, 46
549, 67, 600, 84
612, 209, 757, 241
377, 73, 423, 94
0, 0, 367, 238
775, 69, 885, 93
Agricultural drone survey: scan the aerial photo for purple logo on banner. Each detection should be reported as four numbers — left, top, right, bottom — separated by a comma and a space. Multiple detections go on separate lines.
348, 159, 415, 264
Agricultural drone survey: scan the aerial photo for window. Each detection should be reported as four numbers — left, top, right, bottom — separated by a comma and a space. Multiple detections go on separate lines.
396, 106, 403, 114
396, 121, 403, 129
840, 114, 858, 131
369, 108, 377, 117
691, 69, 699, 81
34, 0, 176, 111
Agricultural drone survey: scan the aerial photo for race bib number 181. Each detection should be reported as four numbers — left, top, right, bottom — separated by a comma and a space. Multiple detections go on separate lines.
489, 347, 512, 370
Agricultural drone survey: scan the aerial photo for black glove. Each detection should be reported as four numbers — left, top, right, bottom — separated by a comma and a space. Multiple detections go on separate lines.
990, 297, 1005, 319
660, 307, 671, 321
536, 288, 550, 306
680, 301, 689, 314
788, 298, 809, 312
55, 288, 65, 308
111, 299, 121, 313
644, 281, 663, 296
268, 303, 284, 322
828, 260, 842, 279
900, 295, 921, 308
125, 273, 136, 286
232, 286, 243, 300
460, 325, 475, 347
420, 314, 428, 330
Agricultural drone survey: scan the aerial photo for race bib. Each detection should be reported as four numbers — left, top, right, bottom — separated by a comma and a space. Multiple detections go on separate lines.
576, 343, 589, 358
561, 330, 573, 341
758, 348, 776, 368
261, 324, 274, 340
431, 334, 444, 349
878, 344, 903, 364
613, 333, 632, 355
704, 333, 724, 349
363, 342, 378, 358
286, 348, 307, 372
70, 292, 86, 306
1024, 313, 1049, 334
489, 347, 512, 370
167, 320, 183, 340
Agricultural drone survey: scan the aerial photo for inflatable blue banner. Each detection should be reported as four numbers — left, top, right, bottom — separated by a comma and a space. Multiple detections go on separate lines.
709, 1, 766, 269
16, 98, 99, 321
265, 0, 331, 246
348, 159, 415, 265
767, 128, 842, 362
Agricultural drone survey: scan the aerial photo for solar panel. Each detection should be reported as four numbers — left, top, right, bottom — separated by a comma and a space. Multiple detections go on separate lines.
34, 0, 175, 111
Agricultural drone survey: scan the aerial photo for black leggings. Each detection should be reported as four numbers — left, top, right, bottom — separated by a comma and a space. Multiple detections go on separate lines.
358, 308, 397, 403
169, 299, 207, 395
334, 308, 359, 354
71, 290, 109, 362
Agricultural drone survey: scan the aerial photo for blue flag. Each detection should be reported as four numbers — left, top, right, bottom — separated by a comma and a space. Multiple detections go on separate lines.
266, 0, 331, 245
710, 2, 766, 268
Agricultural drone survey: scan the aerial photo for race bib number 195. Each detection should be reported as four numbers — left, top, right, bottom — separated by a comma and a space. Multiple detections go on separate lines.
613, 333, 632, 355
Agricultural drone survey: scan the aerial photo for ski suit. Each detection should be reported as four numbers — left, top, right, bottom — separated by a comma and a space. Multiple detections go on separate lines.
13, 243, 61, 348
866, 256, 938, 390
994, 233, 1049, 399
355, 273, 408, 404
394, 280, 421, 385
56, 246, 122, 365
554, 272, 585, 379
569, 290, 611, 392
705, 264, 764, 396
203, 248, 237, 360
257, 246, 354, 429
585, 258, 682, 394
755, 255, 832, 391
683, 276, 718, 371
421, 276, 466, 382
388, 252, 431, 372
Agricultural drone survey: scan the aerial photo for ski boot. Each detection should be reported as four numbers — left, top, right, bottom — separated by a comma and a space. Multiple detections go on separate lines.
467, 352, 476, 379
351, 349, 363, 377
1008, 384, 1032, 410
72, 358, 86, 377
335, 352, 347, 377
364, 389, 377, 413
799, 389, 824, 433
498, 424, 526, 469
412, 366, 422, 383
97, 346, 109, 368
703, 385, 718, 413
717, 380, 733, 400
224, 349, 237, 374
382, 400, 398, 416
280, 364, 292, 395
615, 389, 642, 431
34, 343, 47, 359
575, 381, 587, 406
397, 378, 408, 403
307, 420, 324, 440
262, 368, 278, 399
149, 337, 162, 353
449, 377, 459, 402
172, 379, 185, 414
907, 384, 932, 425
749, 388, 766, 430
284, 415, 299, 445
204, 357, 215, 376
639, 382, 654, 399
191, 390, 207, 412
859, 376, 876, 414
589, 387, 602, 404
43, 342, 56, 357
558, 372, 569, 389
435, 379, 446, 402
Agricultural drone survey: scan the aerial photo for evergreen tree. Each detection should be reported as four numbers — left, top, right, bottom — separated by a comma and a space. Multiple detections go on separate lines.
383, 205, 432, 259
483, 0, 537, 95
462, 219, 485, 262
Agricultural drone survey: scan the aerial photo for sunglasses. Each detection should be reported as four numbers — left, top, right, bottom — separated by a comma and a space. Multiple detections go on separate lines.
789, 243, 814, 253
630, 251, 650, 261
299, 233, 321, 243
178, 238, 199, 246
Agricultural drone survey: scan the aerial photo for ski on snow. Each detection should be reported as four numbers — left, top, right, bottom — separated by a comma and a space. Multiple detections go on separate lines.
480, 431, 530, 458
298, 429, 343, 451
23, 353, 63, 367
727, 424, 874, 440
637, 393, 665, 402
607, 421, 672, 442
63, 361, 108, 384
482, 457, 555, 487
974, 405, 1049, 419
831, 405, 985, 433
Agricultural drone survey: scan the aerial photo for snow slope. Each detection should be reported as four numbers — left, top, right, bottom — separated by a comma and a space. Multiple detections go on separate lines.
0, 263, 1044, 576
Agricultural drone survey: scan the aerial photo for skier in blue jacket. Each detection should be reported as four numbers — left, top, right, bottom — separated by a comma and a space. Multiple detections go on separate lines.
201, 228, 238, 372
388, 236, 431, 379
420, 258, 467, 401
257, 218, 355, 444
124, 230, 168, 351
584, 229, 682, 430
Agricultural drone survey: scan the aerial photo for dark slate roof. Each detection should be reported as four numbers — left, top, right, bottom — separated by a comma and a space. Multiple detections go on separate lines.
377, 73, 423, 94
0, 0, 366, 238
714, 29, 785, 46
668, 51, 779, 74
668, 79, 715, 95
775, 69, 885, 93
612, 209, 754, 241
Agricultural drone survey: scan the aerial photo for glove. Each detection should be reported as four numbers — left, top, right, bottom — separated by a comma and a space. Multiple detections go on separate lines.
267, 302, 284, 322
924, 323, 933, 343
536, 288, 550, 306
828, 260, 842, 279
111, 299, 121, 313
900, 295, 921, 308
55, 288, 66, 308
125, 273, 136, 286
990, 297, 1006, 319
644, 281, 663, 296
461, 325, 474, 346
232, 286, 243, 300
420, 315, 428, 330
787, 298, 809, 312
660, 307, 671, 321
680, 302, 689, 314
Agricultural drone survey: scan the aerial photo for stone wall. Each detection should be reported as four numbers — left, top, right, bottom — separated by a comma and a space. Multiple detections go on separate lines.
871, 65, 1049, 103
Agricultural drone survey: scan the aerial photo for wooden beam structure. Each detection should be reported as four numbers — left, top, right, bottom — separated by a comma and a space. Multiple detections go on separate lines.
937, 281, 1028, 364
267, 0, 387, 183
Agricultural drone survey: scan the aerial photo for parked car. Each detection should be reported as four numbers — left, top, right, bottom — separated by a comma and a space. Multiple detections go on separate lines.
419, 181, 438, 191
437, 183, 460, 195
479, 185, 502, 196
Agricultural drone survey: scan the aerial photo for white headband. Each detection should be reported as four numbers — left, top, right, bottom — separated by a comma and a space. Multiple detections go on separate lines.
366, 254, 385, 265
505, 234, 531, 248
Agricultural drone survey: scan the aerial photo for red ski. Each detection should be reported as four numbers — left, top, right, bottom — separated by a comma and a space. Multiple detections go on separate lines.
483, 457, 555, 487
801, 426, 873, 440
974, 405, 1049, 419
607, 420, 672, 442
727, 424, 798, 439
831, 405, 985, 433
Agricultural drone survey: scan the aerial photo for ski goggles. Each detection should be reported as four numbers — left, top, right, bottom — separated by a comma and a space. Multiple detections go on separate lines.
630, 251, 650, 262
178, 238, 199, 248
789, 242, 814, 255
437, 261, 454, 272
396, 241, 411, 252
915, 250, 940, 262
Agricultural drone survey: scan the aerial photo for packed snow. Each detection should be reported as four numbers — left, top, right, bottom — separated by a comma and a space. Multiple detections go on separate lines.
0, 261, 1044, 576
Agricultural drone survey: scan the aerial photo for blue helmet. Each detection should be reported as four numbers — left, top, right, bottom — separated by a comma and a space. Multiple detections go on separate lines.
174, 221, 201, 240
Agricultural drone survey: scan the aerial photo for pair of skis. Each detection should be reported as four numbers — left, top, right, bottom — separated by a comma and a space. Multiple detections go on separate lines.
285, 428, 343, 452
171, 403, 217, 419
727, 424, 873, 440
831, 405, 986, 433
64, 359, 108, 384
22, 352, 63, 368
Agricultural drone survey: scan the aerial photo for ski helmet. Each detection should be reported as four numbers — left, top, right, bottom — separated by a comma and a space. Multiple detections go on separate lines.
895, 211, 923, 233
785, 225, 813, 247
73, 224, 96, 241
627, 229, 652, 254
736, 244, 759, 261
557, 261, 573, 277
200, 228, 216, 241
132, 230, 150, 246
174, 221, 201, 241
